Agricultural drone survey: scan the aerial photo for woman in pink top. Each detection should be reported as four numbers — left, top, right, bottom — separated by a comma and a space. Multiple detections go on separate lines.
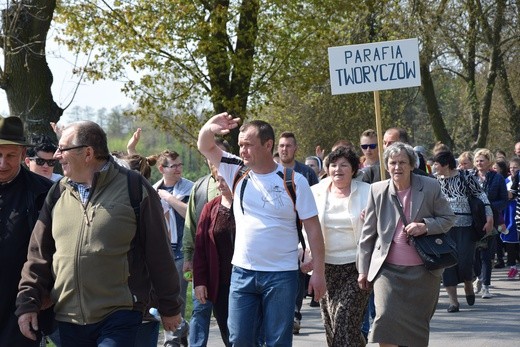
357, 142, 455, 347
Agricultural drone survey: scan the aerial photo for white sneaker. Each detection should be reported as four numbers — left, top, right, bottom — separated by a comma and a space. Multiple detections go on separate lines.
473, 278, 482, 294
481, 285, 492, 299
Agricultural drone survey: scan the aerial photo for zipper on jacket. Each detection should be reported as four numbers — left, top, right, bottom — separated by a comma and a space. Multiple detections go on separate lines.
75, 202, 89, 324
83, 209, 90, 227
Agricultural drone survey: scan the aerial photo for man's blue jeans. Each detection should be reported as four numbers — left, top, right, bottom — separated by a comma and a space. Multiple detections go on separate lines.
58, 310, 142, 347
134, 321, 160, 347
188, 288, 213, 347
228, 266, 298, 347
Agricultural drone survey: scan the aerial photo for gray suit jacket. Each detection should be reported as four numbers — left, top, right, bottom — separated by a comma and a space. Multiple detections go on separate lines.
357, 174, 456, 281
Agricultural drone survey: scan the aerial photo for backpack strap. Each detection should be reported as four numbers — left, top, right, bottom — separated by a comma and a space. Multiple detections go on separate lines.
232, 165, 251, 214
277, 168, 296, 208
276, 168, 306, 262
46, 181, 66, 212
126, 170, 143, 235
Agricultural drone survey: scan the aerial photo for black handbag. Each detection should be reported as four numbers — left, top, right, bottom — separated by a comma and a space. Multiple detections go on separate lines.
462, 172, 487, 240
392, 194, 458, 271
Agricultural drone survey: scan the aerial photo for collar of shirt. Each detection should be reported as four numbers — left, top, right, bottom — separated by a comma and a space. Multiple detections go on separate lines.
68, 161, 110, 204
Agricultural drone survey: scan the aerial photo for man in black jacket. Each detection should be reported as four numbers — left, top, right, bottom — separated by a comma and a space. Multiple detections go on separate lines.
362, 127, 429, 184
0, 117, 53, 347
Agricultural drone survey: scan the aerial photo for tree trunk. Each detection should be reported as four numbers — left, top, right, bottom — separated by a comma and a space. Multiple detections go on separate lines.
203, 0, 260, 154
497, 57, 520, 141
226, 0, 260, 153
473, 0, 505, 148
419, 59, 454, 149
1, 0, 62, 142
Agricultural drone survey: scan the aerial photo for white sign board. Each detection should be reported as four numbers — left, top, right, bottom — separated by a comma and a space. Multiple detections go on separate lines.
328, 38, 421, 95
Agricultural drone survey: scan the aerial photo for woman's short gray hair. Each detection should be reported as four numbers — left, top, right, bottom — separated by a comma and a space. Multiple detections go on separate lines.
383, 142, 418, 171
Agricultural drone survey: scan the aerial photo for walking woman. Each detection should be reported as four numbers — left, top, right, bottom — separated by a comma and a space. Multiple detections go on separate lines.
311, 147, 370, 346
432, 151, 493, 312
357, 142, 455, 347
193, 176, 235, 346
503, 157, 520, 279
472, 149, 508, 298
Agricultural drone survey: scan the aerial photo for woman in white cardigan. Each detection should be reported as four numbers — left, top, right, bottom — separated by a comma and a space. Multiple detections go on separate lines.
310, 147, 370, 347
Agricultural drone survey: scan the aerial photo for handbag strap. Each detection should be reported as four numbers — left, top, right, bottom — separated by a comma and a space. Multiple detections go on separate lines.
391, 194, 409, 226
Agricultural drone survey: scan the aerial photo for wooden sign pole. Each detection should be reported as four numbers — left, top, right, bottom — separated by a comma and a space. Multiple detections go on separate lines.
373, 90, 385, 179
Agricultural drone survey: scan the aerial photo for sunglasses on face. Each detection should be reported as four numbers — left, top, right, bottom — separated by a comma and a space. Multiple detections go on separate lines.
30, 157, 57, 167
360, 144, 377, 150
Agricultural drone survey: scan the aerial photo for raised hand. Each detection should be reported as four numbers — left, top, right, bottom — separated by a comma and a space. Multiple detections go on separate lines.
206, 112, 241, 135
127, 128, 142, 155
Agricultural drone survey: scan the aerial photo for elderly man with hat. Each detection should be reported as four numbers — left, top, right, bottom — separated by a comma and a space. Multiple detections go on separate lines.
0, 117, 53, 346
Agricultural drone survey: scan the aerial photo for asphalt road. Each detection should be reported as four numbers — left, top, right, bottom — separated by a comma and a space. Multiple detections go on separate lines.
159, 266, 520, 346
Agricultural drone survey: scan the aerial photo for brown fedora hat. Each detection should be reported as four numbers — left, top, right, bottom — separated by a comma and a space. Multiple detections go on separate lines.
0, 116, 33, 146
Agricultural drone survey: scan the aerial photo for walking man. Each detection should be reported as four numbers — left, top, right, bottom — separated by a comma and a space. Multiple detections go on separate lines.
197, 113, 326, 346
0, 117, 53, 347
277, 131, 319, 334
278, 131, 318, 185
154, 150, 194, 345
16, 120, 182, 346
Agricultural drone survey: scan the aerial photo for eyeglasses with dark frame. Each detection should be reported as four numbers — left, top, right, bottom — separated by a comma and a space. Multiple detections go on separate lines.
360, 144, 377, 150
162, 163, 183, 169
29, 157, 57, 167
55, 145, 88, 154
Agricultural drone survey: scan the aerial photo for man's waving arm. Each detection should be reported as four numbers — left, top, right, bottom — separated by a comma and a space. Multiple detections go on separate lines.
197, 113, 240, 168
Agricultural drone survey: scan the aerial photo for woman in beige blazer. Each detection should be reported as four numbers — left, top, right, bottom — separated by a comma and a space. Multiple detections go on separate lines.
357, 142, 455, 347
311, 147, 370, 347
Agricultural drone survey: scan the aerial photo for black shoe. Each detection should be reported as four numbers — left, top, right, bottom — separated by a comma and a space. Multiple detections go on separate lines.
466, 294, 475, 306
447, 304, 459, 313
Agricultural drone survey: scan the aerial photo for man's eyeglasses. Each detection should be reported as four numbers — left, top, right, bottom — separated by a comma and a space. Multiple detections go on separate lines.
30, 157, 57, 167
162, 163, 183, 169
56, 145, 88, 154
360, 144, 377, 150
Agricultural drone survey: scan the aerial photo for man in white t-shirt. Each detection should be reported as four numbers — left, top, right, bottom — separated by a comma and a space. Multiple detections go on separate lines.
198, 113, 326, 346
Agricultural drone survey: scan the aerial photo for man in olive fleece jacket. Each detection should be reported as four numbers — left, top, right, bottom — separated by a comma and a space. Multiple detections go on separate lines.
16, 121, 182, 346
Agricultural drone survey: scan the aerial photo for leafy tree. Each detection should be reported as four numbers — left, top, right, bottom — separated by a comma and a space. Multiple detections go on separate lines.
492, 0, 520, 142
264, 0, 520, 156
263, 0, 428, 155
53, 0, 520, 155
0, 0, 62, 140
406, 0, 517, 150
55, 0, 340, 152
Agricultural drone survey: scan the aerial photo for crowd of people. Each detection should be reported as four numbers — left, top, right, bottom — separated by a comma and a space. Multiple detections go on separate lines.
1, 113, 519, 347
